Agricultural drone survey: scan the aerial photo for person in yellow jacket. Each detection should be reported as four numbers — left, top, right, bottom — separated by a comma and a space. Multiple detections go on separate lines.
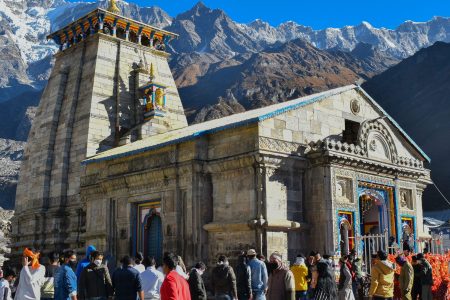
290, 254, 308, 300
368, 250, 395, 300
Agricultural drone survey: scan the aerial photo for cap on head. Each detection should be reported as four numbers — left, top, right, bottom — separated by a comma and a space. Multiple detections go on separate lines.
247, 249, 257, 256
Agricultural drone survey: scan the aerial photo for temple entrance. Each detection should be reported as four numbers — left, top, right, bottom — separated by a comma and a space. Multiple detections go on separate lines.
135, 202, 163, 264
358, 182, 397, 237
357, 182, 398, 265
144, 214, 163, 265
360, 193, 384, 235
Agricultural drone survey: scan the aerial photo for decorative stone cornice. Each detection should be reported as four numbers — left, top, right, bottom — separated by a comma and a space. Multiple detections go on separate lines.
306, 137, 426, 177
258, 136, 306, 155
205, 155, 256, 174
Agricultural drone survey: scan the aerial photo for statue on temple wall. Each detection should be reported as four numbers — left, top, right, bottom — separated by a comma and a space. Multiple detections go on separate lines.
155, 88, 165, 108
108, 0, 121, 14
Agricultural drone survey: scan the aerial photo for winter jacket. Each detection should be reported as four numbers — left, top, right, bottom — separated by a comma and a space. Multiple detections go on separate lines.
412, 264, 422, 296
54, 264, 78, 300
338, 264, 354, 300
368, 260, 395, 298
78, 262, 113, 299
235, 262, 252, 298
338, 264, 352, 291
419, 259, 433, 286
112, 265, 143, 300
41, 264, 59, 299
267, 268, 295, 300
188, 269, 207, 300
248, 258, 268, 292
290, 263, 308, 292
160, 270, 191, 300
211, 264, 237, 297
399, 261, 413, 300
0, 279, 12, 300
76, 245, 96, 278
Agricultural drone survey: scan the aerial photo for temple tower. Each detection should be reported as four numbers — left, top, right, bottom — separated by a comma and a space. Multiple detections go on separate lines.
11, 5, 186, 256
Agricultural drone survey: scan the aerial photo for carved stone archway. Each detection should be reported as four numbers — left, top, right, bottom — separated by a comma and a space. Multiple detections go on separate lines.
358, 120, 398, 163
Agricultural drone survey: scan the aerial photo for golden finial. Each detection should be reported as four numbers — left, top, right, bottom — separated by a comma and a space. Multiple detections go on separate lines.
149, 63, 156, 82
108, 0, 121, 14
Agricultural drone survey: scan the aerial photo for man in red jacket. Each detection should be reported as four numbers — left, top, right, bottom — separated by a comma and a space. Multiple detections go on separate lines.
160, 252, 191, 300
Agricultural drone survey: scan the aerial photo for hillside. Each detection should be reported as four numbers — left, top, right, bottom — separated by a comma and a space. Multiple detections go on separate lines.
363, 41, 450, 211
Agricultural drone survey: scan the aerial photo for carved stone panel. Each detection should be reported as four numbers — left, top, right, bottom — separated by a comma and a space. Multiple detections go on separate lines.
336, 177, 354, 203
399, 189, 413, 210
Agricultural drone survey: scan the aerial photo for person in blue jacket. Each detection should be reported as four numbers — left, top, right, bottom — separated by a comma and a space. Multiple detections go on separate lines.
54, 250, 78, 300
75, 245, 96, 278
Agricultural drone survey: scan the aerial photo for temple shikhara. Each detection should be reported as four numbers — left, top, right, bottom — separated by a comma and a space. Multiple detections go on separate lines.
11, 1, 433, 266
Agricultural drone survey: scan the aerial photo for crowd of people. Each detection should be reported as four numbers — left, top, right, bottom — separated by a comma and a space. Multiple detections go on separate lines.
0, 245, 435, 300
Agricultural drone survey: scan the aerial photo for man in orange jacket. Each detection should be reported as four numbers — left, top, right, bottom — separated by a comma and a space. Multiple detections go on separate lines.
160, 253, 191, 300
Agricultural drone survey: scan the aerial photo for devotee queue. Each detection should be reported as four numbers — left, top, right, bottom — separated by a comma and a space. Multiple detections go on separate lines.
0, 246, 435, 300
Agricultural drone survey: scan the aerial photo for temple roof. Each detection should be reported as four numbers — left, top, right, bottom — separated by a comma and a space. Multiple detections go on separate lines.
83, 85, 431, 164
47, 8, 178, 46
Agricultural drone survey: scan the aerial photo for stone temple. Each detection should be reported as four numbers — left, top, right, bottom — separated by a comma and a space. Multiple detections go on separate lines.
11, 3, 432, 266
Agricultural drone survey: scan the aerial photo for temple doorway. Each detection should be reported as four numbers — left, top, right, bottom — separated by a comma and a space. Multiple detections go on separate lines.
135, 202, 163, 264
359, 193, 383, 235
144, 213, 163, 265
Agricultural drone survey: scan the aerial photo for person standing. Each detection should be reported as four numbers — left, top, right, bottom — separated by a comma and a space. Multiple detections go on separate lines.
78, 251, 113, 300
54, 250, 78, 300
338, 256, 354, 300
0, 268, 16, 300
416, 253, 433, 300
76, 246, 96, 279
160, 253, 191, 300
395, 256, 413, 300
42, 252, 60, 300
15, 248, 46, 300
211, 255, 238, 300
235, 254, 252, 300
290, 254, 308, 300
112, 256, 144, 300
134, 252, 146, 274
410, 256, 422, 300
188, 262, 207, 300
266, 252, 295, 300
368, 250, 395, 300
141, 257, 164, 300
247, 249, 268, 300
313, 261, 337, 300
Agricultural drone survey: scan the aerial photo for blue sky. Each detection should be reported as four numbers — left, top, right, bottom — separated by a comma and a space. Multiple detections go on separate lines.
75, 0, 450, 29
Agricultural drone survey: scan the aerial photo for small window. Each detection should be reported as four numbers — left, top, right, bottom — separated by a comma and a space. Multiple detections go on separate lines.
342, 119, 360, 144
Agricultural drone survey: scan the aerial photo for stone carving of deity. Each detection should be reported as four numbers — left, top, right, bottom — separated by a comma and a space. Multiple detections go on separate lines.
336, 178, 352, 203
400, 190, 413, 210
369, 139, 377, 151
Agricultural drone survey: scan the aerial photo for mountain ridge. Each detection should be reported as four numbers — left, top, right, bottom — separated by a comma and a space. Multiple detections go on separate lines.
0, 0, 449, 210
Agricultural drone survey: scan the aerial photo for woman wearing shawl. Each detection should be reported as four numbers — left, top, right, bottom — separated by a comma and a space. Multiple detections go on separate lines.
338, 256, 355, 300
266, 251, 295, 300
313, 261, 337, 300
15, 248, 46, 299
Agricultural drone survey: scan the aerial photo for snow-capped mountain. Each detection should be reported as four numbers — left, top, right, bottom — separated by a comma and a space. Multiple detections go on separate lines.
1, 0, 450, 210
1, 0, 450, 100
0, 0, 172, 98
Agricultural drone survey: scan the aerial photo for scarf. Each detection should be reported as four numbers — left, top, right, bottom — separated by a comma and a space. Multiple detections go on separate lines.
23, 248, 40, 270
270, 252, 288, 271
